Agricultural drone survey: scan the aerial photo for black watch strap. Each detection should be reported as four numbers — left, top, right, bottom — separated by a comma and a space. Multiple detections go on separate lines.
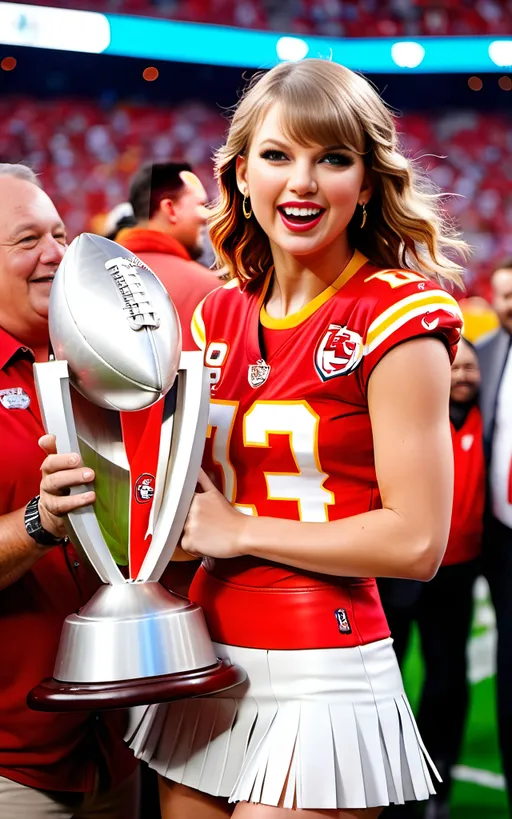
24, 495, 68, 547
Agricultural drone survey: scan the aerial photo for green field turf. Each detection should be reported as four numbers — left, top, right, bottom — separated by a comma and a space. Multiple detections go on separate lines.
402, 578, 508, 817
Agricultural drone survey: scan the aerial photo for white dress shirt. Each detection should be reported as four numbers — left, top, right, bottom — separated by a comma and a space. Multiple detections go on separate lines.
491, 346, 512, 528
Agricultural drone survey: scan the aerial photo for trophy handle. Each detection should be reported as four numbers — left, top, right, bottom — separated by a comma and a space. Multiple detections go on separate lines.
136, 350, 210, 582
33, 360, 125, 585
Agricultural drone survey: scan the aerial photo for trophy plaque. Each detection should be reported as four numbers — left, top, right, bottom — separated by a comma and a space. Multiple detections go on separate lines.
27, 234, 245, 711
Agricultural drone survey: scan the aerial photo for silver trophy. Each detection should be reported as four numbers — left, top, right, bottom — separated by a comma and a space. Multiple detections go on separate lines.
28, 234, 244, 711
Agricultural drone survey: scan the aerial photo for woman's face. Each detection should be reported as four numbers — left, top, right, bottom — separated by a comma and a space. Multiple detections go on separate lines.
236, 103, 371, 262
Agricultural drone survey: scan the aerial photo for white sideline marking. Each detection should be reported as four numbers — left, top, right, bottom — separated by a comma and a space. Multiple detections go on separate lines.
467, 576, 497, 683
468, 629, 497, 683
452, 765, 505, 791
474, 576, 491, 603
454, 581, 503, 795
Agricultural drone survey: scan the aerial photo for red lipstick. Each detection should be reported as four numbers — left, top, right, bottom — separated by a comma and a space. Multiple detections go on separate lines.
277, 201, 326, 233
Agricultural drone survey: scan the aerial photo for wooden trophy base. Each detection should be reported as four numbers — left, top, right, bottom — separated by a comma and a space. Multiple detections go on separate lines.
27, 659, 246, 712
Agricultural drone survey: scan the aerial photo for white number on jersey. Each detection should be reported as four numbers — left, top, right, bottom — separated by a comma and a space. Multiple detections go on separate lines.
208, 399, 334, 522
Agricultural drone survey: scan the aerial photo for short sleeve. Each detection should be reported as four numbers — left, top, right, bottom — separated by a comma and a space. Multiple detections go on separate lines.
190, 279, 242, 353
361, 277, 463, 390
190, 297, 207, 351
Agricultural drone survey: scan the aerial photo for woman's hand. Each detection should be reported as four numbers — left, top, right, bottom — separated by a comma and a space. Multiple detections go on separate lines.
38, 434, 96, 538
181, 470, 248, 560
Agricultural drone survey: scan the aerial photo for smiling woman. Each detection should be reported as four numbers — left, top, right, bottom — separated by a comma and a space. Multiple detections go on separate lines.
128, 59, 468, 819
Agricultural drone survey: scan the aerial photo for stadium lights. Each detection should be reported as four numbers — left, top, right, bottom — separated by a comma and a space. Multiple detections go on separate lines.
0, 1, 511, 74
0, 55, 16, 70
488, 40, 512, 67
391, 42, 425, 69
276, 36, 309, 62
0, 1, 110, 53
142, 65, 159, 81
468, 76, 483, 91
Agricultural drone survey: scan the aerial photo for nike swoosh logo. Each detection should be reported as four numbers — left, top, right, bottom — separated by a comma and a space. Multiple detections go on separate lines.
422, 316, 439, 331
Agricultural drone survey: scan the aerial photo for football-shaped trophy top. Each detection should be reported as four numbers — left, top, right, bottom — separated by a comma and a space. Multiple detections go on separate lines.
49, 233, 182, 411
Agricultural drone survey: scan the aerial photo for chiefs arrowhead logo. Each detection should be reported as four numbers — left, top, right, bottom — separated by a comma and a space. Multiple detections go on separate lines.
315, 324, 364, 381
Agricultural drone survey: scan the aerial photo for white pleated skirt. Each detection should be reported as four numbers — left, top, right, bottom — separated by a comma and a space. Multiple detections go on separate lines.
127, 637, 439, 810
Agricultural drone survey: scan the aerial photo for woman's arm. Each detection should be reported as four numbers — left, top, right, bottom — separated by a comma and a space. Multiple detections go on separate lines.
182, 337, 453, 581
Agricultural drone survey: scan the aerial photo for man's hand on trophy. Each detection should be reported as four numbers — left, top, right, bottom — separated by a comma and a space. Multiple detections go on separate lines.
181, 469, 247, 560
37, 434, 96, 538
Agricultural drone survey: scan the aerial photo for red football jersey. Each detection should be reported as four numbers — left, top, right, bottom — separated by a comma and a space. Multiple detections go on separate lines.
189, 250, 462, 650
443, 405, 485, 566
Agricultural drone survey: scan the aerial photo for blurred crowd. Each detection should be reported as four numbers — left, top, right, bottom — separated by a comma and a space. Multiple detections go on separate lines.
0, 97, 225, 242
1, 95, 511, 297
18, 0, 512, 36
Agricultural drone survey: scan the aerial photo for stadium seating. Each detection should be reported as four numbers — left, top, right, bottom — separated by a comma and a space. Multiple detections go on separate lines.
16, 0, 512, 37
1, 95, 510, 296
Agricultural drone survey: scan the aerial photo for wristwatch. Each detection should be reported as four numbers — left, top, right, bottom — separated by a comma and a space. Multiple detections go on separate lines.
24, 495, 68, 547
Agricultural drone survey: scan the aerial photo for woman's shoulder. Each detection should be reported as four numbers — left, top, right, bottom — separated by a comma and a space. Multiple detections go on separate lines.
352, 263, 462, 334
356, 262, 458, 302
190, 275, 258, 350
353, 264, 464, 376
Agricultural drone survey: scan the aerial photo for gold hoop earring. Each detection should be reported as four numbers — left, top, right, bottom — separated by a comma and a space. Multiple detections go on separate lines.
242, 196, 252, 220
360, 202, 367, 229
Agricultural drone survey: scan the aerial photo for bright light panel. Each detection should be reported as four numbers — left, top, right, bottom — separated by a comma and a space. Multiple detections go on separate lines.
0, 2, 110, 53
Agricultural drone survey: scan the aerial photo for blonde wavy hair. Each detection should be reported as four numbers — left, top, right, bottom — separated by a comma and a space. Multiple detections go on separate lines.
209, 59, 468, 288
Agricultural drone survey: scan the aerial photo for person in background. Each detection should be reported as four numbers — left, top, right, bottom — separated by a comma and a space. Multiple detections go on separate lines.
103, 202, 137, 241
0, 162, 139, 818
477, 259, 512, 810
116, 161, 219, 351
379, 338, 484, 819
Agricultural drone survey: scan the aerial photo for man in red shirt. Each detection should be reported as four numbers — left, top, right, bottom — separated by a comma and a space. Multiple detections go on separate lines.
116, 161, 219, 351
0, 163, 139, 817
379, 338, 484, 819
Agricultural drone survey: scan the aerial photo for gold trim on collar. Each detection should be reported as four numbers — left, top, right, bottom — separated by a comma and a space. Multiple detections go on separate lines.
260, 249, 368, 330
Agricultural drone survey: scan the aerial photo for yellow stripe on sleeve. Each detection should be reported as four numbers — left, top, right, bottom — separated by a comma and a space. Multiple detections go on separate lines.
366, 291, 462, 354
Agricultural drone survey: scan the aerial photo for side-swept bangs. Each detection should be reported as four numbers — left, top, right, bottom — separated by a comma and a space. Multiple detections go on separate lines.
253, 64, 368, 157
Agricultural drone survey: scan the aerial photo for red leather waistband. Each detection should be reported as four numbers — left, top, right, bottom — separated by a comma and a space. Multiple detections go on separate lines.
189, 565, 390, 650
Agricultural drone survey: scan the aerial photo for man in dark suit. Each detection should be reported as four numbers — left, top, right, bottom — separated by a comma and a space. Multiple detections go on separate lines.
477, 258, 512, 807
